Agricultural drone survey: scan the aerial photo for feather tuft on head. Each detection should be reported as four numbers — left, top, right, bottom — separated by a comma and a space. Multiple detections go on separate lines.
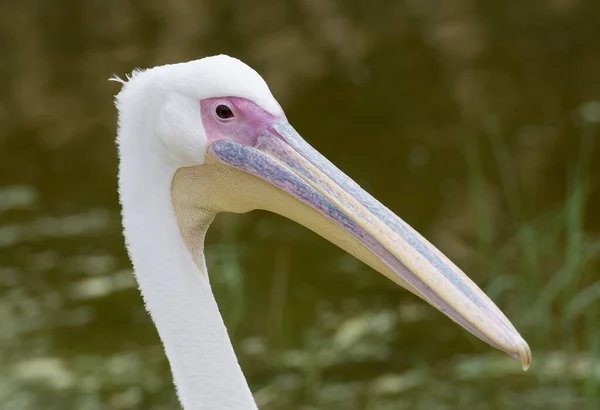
109, 75, 126, 84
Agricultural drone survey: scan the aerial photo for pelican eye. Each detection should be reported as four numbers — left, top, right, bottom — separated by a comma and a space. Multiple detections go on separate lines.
215, 104, 234, 120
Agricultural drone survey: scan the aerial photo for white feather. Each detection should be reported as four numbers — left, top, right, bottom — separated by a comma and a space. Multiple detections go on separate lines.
115, 55, 272, 410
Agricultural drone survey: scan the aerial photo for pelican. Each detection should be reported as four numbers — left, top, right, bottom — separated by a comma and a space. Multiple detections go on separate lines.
113, 55, 530, 410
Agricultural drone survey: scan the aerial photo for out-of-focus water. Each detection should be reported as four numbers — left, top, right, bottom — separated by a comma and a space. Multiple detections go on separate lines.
1, 1, 599, 409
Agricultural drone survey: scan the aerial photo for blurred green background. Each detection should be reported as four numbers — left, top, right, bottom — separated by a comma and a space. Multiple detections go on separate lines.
1, 1, 599, 409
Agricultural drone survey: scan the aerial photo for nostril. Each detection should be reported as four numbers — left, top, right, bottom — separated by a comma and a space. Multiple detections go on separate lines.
215, 104, 234, 120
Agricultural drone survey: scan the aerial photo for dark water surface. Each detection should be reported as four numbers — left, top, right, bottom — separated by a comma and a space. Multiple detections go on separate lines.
1, 1, 599, 409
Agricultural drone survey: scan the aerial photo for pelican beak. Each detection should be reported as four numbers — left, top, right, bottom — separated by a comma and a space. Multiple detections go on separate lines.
205, 121, 531, 370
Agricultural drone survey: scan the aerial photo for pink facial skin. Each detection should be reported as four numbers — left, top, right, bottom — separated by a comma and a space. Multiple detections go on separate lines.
200, 97, 286, 148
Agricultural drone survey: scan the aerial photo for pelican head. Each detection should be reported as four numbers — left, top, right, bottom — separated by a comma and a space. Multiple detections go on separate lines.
115, 54, 530, 409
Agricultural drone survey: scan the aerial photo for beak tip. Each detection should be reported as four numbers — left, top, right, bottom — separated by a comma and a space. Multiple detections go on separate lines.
515, 339, 532, 371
